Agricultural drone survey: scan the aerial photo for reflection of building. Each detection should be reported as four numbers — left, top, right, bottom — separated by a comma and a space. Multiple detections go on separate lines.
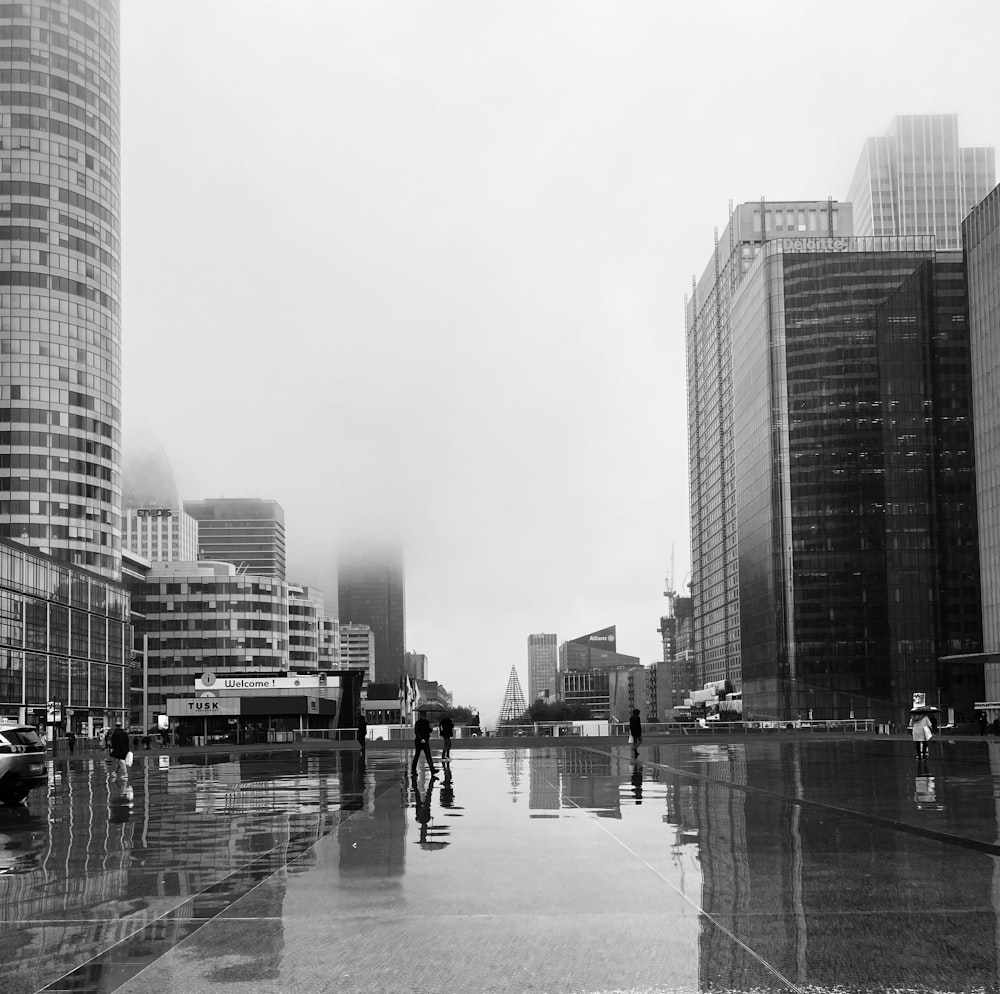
848, 114, 994, 250
123, 507, 198, 563
0, 539, 130, 734
184, 498, 287, 579
688, 204, 983, 721
527, 633, 558, 701
0, 1, 123, 581
965, 184, 1000, 704
337, 544, 405, 685
692, 741, 1000, 991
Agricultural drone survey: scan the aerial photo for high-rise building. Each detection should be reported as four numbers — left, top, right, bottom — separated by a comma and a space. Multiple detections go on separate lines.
287, 585, 324, 669
403, 651, 427, 681
848, 114, 995, 250
123, 506, 198, 563
128, 560, 290, 717
687, 210, 983, 721
964, 183, 1000, 703
0, 1, 123, 580
337, 543, 405, 685
339, 623, 374, 682
184, 498, 286, 579
687, 201, 854, 696
527, 633, 557, 700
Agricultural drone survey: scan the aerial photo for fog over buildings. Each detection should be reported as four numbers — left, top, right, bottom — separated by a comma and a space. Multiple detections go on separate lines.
117, 1, 1000, 724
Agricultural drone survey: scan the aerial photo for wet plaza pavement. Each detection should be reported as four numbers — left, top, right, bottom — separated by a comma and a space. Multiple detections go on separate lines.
2, 737, 1000, 993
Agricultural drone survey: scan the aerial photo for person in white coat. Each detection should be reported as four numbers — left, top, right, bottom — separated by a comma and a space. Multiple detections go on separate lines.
911, 713, 933, 760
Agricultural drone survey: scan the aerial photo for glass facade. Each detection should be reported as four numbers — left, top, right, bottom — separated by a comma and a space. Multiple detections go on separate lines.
848, 115, 996, 250
732, 238, 982, 721
0, 536, 128, 731
686, 202, 853, 693
337, 544, 405, 685
0, 1, 122, 579
527, 632, 557, 700
287, 584, 322, 668
965, 183, 1000, 696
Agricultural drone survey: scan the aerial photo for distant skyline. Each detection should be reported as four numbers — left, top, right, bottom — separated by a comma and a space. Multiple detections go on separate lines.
120, 1, 1000, 726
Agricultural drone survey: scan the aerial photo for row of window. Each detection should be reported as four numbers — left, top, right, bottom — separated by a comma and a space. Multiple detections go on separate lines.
1, 382, 121, 420
1, 500, 118, 527
0, 317, 119, 358
0, 405, 118, 439
0, 474, 116, 504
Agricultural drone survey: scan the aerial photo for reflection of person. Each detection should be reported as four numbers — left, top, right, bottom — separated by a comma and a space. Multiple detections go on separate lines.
439, 714, 454, 762
911, 713, 933, 760
629, 709, 643, 757
109, 782, 134, 823
411, 773, 435, 845
631, 760, 643, 804
411, 712, 437, 777
440, 765, 455, 809
356, 712, 367, 759
109, 722, 130, 780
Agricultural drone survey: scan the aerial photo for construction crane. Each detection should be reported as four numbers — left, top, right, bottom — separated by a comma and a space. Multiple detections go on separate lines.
664, 544, 676, 618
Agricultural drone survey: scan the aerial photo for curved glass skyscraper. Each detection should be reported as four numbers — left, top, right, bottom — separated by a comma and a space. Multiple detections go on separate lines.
0, 1, 122, 579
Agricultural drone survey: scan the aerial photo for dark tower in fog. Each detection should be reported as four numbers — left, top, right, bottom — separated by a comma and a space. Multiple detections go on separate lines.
337, 543, 405, 685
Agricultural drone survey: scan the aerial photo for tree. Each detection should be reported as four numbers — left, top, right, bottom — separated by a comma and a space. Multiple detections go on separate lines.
447, 705, 479, 726
525, 700, 593, 722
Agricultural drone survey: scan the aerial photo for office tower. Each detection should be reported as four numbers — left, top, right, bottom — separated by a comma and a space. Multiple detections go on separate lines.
848, 114, 995, 250
122, 506, 198, 562
687, 205, 982, 721
337, 543, 405, 685
527, 633, 557, 700
498, 665, 527, 724
339, 622, 375, 681
184, 498, 286, 578
687, 201, 854, 695
558, 626, 638, 672
288, 585, 324, 669
403, 651, 427, 680
0, 1, 123, 579
964, 184, 1000, 702
130, 561, 289, 715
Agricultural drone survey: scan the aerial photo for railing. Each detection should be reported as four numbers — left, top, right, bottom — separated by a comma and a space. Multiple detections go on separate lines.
495, 719, 878, 737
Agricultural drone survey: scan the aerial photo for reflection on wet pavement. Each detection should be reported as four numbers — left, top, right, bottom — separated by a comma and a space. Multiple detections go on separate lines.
1, 739, 1000, 992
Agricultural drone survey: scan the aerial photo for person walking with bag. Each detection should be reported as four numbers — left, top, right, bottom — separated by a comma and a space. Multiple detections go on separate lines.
439, 714, 454, 763
108, 722, 131, 781
629, 708, 643, 759
911, 712, 933, 761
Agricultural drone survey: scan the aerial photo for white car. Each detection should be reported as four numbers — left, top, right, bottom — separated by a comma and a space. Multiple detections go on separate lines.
0, 724, 47, 806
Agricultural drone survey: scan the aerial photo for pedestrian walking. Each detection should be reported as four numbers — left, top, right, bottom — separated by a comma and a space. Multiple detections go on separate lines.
356, 712, 367, 760
979, 711, 988, 736
411, 711, 437, 777
439, 714, 454, 762
911, 713, 933, 761
66, 731, 76, 754
108, 722, 130, 780
629, 708, 643, 758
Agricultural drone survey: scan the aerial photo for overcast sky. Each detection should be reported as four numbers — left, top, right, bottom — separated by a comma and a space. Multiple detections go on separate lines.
120, 1, 1000, 726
